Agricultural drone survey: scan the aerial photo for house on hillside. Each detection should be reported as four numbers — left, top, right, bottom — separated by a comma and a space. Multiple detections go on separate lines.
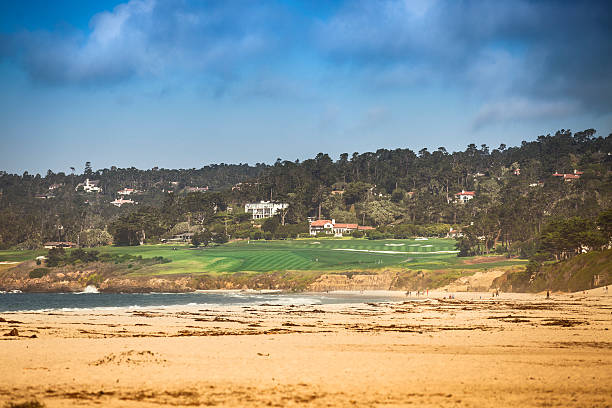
118, 188, 139, 195
245, 201, 289, 219
185, 186, 209, 193
553, 170, 583, 181
232, 182, 259, 191
48, 183, 63, 190
455, 190, 475, 203
76, 179, 102, 193
309, 219, 375, 237
111, 197, 136, 207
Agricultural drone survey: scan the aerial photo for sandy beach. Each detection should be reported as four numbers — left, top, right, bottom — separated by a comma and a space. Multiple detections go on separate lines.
1, 290, 611, 407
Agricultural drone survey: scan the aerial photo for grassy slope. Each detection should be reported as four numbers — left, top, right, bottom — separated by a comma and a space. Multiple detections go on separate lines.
496, 249, 612, 292
0, 238, 527, 278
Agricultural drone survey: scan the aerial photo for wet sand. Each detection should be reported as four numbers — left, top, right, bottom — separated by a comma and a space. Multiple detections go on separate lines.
1, 291, 611, 407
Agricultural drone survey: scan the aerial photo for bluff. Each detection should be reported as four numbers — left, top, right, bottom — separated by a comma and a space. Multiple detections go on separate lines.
493, 249, 611, 292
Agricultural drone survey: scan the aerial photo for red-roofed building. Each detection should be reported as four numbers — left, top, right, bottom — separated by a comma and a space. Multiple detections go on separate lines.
309, 219, 374, 237
553, 170, 582, 181
118, 188, 136, 195
455, 190, 475, 204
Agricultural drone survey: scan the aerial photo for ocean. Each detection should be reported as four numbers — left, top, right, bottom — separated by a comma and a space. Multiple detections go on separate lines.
0, 289, 402, 313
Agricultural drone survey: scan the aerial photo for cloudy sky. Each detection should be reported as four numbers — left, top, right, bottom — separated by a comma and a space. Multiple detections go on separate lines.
1, 0, 611, 174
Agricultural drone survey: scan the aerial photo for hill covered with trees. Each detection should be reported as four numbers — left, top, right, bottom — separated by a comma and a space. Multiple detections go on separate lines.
0, 129, 610, 265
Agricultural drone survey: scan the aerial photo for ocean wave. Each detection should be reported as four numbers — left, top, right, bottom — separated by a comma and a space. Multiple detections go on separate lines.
74, 285, 99, 294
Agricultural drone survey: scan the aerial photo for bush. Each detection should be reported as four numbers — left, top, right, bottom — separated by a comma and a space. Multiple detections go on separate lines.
29, 268, 49, 279
250, 231, 264, 240
46, 248, 66, 267
366, 230, 388, 240
213, 233, 229, 244
351, 230, 364, 238
262, 217, 280, 233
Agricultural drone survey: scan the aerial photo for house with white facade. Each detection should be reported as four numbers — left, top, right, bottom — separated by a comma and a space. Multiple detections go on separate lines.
111, 197, 136, 207
455, 190, 475, 203
185, 186, 209, 193
553, 169, 583, 181
76, 179, 102, 193
309, 219, 375, 237
118, 188, 138, 195
245, 201, 289, 219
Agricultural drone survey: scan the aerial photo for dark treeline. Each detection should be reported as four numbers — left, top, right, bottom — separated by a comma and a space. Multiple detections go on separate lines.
0, 129, 610, 259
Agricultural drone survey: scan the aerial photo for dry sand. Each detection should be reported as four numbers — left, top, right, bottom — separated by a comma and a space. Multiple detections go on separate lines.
1, 290, 611, 407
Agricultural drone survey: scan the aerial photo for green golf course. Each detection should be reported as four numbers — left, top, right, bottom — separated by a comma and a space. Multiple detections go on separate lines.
0, 238, 526, 277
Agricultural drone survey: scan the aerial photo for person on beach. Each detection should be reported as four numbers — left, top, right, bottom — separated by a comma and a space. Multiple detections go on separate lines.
546, 290, 550, 299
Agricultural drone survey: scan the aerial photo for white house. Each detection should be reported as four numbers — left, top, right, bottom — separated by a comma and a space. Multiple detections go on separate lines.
244, 201, 289, 219
111, 197, 136, 207
118, 188, 137, 195
309, 219, 375, 237
76, 179, 102, 193
455, 190, 475, 203
185, 186, 209, 193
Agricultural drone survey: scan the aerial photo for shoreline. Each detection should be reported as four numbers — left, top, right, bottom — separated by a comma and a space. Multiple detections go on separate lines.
1, 288, 609, 315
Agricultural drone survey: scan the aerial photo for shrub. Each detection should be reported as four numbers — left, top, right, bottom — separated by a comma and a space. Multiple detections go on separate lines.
250, 231, 264, 240
213, 233, 229, 244
351, 230, 364, 238
46, 247, 66, 267
29, 268, 49, 279
366, 230, 388, 240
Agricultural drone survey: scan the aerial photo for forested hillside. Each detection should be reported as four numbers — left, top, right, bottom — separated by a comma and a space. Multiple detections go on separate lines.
1, 129, 610, 259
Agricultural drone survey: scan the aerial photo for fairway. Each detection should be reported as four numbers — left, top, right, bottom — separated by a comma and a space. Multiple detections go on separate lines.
0, 239, 526, 276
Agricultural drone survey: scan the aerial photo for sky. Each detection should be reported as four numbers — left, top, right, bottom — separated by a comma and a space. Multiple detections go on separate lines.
1, 0, 611, 175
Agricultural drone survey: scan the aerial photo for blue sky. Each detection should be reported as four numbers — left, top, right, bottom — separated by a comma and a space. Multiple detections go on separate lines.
1, 0, 611, 174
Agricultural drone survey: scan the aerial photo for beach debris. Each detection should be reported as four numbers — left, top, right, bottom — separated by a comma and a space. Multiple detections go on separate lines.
91, 350, 165, 366
4, 399, 45, 408
541, 318, 587, 327
4, 328, 19, 336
